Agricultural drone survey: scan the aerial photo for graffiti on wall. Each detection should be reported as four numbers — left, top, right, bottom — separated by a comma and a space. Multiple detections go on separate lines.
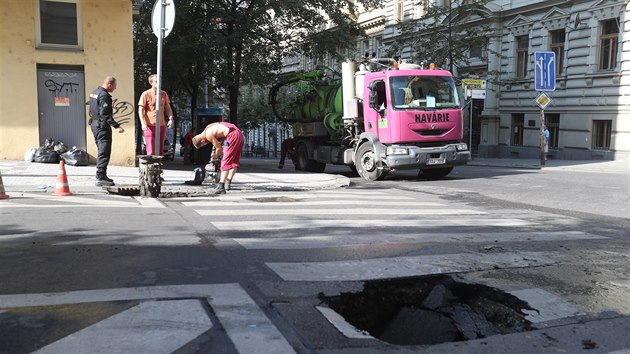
44, 79, 80, 95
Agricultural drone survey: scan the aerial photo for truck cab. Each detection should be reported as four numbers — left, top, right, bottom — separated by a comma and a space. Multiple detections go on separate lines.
355, 64, 470, 180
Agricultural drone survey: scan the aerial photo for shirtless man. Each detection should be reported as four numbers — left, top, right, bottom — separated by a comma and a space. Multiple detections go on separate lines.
192, 122, 244, 194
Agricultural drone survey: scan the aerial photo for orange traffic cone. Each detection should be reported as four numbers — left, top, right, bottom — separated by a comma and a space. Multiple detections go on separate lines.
0, 169, 9, 199
52, 160, 72, 196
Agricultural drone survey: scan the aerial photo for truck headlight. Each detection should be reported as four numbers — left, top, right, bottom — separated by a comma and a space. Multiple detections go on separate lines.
386, 147, 409, 155
456, 143, 468, 151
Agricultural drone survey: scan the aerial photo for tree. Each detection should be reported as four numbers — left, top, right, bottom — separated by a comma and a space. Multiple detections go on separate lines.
134, 0, 380, 130
391, 0, 493, 76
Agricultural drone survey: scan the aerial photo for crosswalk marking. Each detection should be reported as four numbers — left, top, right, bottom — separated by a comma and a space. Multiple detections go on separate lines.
33, 299, 213, 354
266, 251, 564, 281
230, 231, 607, 250
0, 284, 294, 354
1, 193, 165, 208
184, 200, 440, 207
207, 283, 296, 354
199, 208, 486, 216
509, 288, 582, 324
210, 218, 532, 231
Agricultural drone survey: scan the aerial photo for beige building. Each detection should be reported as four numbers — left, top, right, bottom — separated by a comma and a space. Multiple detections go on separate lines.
0, 0, 136, 166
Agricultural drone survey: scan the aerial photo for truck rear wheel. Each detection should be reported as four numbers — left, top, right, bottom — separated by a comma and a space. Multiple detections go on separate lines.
296, 143, 326, 173
418, 167, 453, 179
355, 143, 388, 181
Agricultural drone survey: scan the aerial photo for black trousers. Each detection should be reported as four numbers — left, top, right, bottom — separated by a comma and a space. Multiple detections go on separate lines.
90, 119, 112, 178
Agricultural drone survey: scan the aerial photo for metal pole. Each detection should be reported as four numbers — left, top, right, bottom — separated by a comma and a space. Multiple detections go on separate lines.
154, 0, 166, 156
469, 98, 473, 155
540, 109, 545, 166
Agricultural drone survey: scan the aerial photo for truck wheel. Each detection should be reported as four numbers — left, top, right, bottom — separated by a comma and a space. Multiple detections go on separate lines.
355, 143, 387, 181
418, 167, 453, 179
295, 144, 309, 171
296, 143, 326, 173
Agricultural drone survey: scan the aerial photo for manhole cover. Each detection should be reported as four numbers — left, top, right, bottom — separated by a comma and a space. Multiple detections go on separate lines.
246, 196, 300, 203
321, 275, 534, 346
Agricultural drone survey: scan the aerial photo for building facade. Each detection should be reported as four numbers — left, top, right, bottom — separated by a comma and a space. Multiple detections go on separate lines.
0, 0, 137, 166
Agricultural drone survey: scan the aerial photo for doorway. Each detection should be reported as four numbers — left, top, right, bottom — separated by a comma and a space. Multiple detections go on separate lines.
36, 65, 86, 150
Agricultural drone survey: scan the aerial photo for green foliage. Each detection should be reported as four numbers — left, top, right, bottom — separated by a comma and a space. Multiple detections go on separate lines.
134, 0, 377, 129
391, 0, 493, 75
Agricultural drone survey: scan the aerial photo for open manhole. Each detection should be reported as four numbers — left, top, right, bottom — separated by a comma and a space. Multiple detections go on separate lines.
320, 275, 535, 346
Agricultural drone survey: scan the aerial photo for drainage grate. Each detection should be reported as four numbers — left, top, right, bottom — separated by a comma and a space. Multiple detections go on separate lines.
321, 275, 535, 346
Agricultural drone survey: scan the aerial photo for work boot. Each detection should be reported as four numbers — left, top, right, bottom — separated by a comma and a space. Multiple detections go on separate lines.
225, 179, 231, 191
95, 179, 115, 187
102, 176, 114, 183
211, 183, 226, 195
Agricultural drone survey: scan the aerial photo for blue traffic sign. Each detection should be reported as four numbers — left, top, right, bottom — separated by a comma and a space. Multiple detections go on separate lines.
534, 51, 556, 91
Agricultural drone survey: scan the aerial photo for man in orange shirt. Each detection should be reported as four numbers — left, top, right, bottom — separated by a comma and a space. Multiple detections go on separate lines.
138, 74, 174, 156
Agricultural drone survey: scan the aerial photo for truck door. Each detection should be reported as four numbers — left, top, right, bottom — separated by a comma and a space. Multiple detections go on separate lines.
364, 80, 392, 142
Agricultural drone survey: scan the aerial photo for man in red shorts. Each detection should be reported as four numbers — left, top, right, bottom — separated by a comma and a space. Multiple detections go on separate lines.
192, 121, 244, 194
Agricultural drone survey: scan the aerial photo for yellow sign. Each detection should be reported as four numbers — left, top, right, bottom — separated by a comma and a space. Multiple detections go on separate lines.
462, 79, 486, 89
535, 92, 552, 109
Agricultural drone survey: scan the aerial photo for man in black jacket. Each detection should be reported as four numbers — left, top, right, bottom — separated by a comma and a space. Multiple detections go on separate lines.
89, 76, 124, 186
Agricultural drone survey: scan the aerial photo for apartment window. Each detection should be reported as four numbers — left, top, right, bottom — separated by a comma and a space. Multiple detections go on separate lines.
545, 114, 559, 149
375, 37, 384, 57
36, 0, 81, 48
516, 35, 529, 79
395, 0, 404, 21
362, 40, 370, 57
469, 45, 483, 59
512, 113, 524, 146
592, 120, 612, 150
599, 18, 619, 70
550, 29, 565, 75
416, 0, 429, 17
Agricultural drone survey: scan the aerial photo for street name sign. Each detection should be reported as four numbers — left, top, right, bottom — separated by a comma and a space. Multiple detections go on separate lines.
534, 51, 556, 91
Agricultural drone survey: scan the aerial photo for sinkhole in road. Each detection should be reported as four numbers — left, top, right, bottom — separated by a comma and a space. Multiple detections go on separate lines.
321, 275, 535, 346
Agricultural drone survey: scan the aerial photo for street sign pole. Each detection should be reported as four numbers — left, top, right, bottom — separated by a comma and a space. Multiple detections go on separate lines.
154, 0, 165, 156
151, 0, 175, 157
540, 110, 545, 166
534, 51, 555, 167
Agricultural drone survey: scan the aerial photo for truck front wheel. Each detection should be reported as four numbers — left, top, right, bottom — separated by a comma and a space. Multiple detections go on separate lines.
355, 143, 388, 181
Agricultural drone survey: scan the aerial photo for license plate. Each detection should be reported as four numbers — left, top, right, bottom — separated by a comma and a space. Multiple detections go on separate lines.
427, 158, 446, 165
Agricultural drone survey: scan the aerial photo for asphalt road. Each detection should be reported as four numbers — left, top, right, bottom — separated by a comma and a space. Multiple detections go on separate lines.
1, 163, 629, 353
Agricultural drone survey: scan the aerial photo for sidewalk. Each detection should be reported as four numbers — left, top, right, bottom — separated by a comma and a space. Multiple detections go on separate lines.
1, 156, 627, 196
0, 157, 351, 196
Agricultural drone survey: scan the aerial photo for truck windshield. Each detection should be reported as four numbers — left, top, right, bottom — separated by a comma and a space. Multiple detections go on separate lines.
390, 75, 460, 110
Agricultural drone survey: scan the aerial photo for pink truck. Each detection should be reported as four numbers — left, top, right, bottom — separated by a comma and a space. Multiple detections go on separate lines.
269, 58, 470, 181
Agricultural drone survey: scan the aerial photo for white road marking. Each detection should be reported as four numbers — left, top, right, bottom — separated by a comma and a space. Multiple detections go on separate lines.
231, 231, 607, 250
1, 193, 165, 208
0, 284, 294, 354
33, 299, 213, 354
199, 208, 486, 216
207, 283, 296, 354
183, 200, 440, 207
316, 306, 374, 339
510, 288, 582, 324
211, 218, 533, 231
266, 251, 563, 281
